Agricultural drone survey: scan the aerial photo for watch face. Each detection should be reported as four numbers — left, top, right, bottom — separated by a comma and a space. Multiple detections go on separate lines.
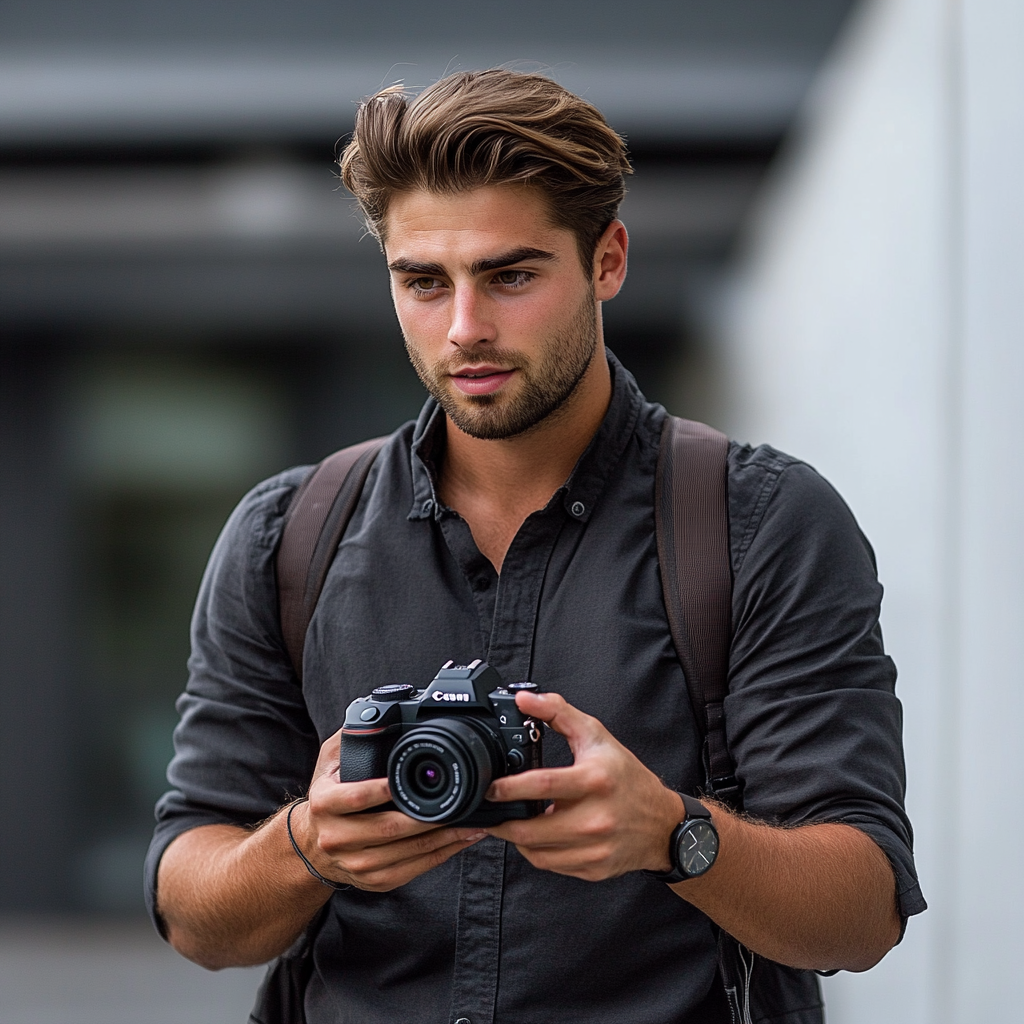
678, 820, 719, 877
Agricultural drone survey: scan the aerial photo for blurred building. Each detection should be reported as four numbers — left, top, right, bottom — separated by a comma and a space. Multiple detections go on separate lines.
728, 1, 1024, 1022
0, 0, 858, 920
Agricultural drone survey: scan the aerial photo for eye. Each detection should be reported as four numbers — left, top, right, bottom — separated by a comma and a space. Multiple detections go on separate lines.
493, 270, 532, 289
407, 277, 446, 296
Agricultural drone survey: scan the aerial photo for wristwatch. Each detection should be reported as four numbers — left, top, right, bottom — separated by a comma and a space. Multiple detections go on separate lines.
645, 793, 719, 883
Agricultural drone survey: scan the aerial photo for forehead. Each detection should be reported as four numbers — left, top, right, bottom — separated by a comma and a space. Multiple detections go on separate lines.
383, 185, 573, 265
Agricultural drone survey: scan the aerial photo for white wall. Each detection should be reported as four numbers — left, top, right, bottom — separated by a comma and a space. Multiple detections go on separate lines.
725, 0, 1024, 1021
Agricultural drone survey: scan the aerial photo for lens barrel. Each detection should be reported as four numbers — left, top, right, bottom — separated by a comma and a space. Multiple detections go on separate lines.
387, 718, 503, 823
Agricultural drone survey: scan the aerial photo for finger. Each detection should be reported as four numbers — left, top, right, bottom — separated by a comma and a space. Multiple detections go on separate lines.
487, 804, 597, 850
513, 692, 606, 752
312, 729, 343, 783
486, 765, 596, 804
483, 813, 619, 881
354, 836, 483, 892
316, 810, 436, 850
510, 844, 616, 882
329, 824, 487, 874
311, 775, 394, 815
308, 781, 488, 850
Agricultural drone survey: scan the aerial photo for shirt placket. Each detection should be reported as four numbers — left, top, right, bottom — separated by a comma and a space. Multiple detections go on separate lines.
437, 504, 566, 1024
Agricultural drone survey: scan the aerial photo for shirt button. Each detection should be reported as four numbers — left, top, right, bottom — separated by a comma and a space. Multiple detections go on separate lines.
570, 500, 585, 517
454, 1018, 472, 1024
422, 499, 434, 514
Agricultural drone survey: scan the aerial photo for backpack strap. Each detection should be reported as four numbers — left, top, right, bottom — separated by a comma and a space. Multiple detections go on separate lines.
655, 415, 740, 807
277, 437, 387, 680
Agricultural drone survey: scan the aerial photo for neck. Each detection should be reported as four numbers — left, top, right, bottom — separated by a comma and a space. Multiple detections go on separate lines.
437, 342, 612, 571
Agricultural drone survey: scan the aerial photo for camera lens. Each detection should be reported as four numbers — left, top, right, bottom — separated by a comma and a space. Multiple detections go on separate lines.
388, 718, 504, 824
412, 757, 448, 795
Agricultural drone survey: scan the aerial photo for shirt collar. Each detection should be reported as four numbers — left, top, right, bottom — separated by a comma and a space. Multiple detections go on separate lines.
408, 399, 446, 520
408, 350, 644, 523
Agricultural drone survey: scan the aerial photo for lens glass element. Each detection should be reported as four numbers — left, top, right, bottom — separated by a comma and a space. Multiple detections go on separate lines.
411, 755, 448, 796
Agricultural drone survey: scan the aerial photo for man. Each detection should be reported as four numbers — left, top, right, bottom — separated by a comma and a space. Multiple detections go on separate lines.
148, 70, 924, 1023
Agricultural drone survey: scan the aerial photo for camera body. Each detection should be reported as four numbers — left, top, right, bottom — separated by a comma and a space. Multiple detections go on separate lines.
339, 660, 544, 827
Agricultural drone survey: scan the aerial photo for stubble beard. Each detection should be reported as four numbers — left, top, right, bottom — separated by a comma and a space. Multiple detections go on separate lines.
404, 293, 599, 441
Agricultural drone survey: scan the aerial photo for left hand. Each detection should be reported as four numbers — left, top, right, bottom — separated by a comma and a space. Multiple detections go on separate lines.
485, 691, 685, 881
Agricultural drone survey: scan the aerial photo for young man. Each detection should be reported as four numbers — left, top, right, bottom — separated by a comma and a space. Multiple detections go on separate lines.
149, 71, 924, 1023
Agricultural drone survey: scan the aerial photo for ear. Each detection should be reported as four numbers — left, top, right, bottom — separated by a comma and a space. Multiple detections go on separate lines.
592, 220, 628, 301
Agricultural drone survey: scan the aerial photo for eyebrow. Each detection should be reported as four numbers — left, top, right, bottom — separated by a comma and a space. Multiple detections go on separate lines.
387, 246, 558, 277
470, 247, 558, 275
387, 257, 446, 276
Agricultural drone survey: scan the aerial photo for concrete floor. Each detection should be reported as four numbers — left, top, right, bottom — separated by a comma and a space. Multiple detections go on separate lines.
0, 919, 263, 1024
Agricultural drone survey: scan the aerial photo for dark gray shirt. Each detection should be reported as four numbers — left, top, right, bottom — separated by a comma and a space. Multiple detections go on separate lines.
147, 355, 924, 1024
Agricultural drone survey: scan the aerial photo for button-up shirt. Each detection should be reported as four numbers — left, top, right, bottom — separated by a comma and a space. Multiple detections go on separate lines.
148, 354, 924, 1024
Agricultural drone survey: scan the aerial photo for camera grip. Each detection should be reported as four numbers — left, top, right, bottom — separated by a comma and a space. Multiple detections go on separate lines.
339, 729, 391, 783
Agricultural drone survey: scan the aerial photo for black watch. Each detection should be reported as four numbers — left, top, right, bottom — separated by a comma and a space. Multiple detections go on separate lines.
645, 793, 719, 883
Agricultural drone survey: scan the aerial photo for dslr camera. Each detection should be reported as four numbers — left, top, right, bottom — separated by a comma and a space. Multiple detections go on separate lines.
339, 660, 544, 826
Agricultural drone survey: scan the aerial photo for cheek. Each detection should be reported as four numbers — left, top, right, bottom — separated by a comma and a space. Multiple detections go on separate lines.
508, 291, 582, 339
486, 289, 562, 337
394, 297, 449, 346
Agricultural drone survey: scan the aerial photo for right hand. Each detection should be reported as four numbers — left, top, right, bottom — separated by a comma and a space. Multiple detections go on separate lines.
290, 728, 487, 891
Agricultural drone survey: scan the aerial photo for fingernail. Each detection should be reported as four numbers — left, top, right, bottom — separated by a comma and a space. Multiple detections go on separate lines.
464, 831, 487, 842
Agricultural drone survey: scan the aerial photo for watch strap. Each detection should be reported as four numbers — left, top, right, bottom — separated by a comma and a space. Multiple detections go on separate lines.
679, 792, 711, 821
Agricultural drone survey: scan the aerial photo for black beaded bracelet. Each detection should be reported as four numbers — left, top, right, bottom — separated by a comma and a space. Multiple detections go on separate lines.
286, 798, 352, 891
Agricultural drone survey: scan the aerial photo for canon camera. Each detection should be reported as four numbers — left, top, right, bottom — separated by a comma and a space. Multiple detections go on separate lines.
339, 660, 544, 826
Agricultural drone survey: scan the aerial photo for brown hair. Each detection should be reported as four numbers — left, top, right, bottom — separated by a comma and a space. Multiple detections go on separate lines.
338, 69, 632, 269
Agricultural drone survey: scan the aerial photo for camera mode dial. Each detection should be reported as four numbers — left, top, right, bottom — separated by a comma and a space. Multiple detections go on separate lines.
372, 684, 415, 700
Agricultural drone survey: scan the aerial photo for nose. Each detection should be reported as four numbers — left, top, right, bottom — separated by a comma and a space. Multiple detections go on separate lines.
447, 285, 495, 349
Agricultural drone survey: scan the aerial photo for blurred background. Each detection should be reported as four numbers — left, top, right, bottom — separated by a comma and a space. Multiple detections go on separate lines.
1, 1, 1021, 1021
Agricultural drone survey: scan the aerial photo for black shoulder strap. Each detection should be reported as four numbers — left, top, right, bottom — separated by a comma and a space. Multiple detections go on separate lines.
276, 437, 387, 680
655, 416, 740, 807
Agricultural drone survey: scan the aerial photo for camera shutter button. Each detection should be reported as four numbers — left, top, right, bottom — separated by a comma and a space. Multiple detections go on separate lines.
359, 707, 380, 722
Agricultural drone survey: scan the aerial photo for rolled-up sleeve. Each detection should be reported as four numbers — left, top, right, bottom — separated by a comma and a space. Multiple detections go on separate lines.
144, 466, 320, 935
725, 446, 926, 928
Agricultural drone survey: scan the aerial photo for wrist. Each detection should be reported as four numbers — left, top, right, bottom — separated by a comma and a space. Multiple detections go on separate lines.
286, 798, 352, 891
645, 792, 720, 883
263, 800, 318, 890
644, 788, 686, 873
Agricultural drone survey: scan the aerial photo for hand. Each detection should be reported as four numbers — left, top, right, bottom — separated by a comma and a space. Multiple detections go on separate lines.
484, 691, 684, 881
291, 729, 486, 891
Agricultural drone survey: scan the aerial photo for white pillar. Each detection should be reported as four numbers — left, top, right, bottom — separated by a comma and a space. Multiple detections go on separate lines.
724, 0, 1024, 1020
952, 1, 1024, 1018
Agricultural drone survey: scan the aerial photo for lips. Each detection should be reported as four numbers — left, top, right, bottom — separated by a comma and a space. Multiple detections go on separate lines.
449, 366, 516, 396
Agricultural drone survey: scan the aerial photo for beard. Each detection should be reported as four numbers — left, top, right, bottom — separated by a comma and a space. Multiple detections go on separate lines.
404, 292, 599, 441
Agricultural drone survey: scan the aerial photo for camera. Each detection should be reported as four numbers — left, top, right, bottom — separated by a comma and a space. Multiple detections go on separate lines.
339, 660, 544, 826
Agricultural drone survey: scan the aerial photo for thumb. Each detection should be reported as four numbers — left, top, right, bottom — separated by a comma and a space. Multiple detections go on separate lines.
313, 728, 343, 783
514, 691, 605, 755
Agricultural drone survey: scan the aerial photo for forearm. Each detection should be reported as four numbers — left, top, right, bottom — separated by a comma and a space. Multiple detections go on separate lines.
157, 810, 329, 970
673, 807, 900, 972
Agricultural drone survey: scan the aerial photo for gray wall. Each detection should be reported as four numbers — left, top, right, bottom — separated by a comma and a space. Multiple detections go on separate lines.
727, 0, 1024, 1020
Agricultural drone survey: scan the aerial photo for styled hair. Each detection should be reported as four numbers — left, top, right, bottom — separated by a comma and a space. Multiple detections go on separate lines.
338, 69, 632, 269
